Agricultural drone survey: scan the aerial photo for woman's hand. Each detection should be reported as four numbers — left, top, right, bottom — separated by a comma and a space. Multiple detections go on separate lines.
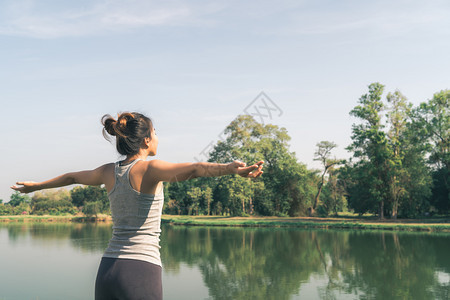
228, 160, 264, 178
10, 181, 39, 194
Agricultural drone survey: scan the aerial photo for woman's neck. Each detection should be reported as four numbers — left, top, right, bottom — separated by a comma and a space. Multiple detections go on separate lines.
122, 153, 148, 164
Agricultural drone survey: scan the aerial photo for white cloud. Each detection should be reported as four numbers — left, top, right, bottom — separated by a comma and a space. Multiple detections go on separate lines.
0, 0, 222, 38
4, 0, 449, 40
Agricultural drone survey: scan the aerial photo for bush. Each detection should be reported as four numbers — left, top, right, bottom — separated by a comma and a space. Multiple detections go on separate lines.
0, 204, 12, 215
71, 186, 109, 213
83, 201, 101, 218
32, 199, 77, 215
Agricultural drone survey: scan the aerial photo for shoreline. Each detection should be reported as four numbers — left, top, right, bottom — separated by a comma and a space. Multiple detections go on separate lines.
161, 215, 450, 232
1, 215, 449, 232
0, 215, 112, 223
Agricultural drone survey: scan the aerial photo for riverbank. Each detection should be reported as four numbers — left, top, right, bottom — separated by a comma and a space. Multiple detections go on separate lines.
1, 214, 450, 232
0, 214, 112, 223
161, 215, 450, 232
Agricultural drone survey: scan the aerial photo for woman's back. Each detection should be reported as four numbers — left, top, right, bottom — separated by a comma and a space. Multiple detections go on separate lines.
103, 158, 164, 267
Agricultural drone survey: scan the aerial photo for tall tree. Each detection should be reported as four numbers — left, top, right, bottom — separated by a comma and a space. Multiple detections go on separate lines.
319, 165, 347, 216
309, 141, 340, 216
385, 90, 410, 218
414, 90, 449, 213
347, 83, 391, 218
347, 84, 436, 218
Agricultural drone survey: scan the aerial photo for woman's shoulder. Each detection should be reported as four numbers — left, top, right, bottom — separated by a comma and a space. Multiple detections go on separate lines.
102, 162, 116, 169
145, 159, 168, 169
97, 163, 116, 176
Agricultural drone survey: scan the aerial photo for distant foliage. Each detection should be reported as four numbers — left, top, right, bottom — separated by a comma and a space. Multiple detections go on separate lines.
164, 115, 318, 217
0, 192, 32, 215
3, 186, 110, 216
8, 191, 31, 207
163, 86, 448, 218
31, 189, 76, 215
83, 201, 101, 218
344, 84, 448, 218
71, 186, 109, 214
5, 87, 448, 219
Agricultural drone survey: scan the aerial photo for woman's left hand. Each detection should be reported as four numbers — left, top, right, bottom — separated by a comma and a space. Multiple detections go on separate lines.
232, 160, 264, 178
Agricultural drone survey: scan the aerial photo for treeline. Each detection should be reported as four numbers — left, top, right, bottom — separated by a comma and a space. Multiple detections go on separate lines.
1, 82, 448, 219
164, 83, 448, 219
0, 186, 109, 217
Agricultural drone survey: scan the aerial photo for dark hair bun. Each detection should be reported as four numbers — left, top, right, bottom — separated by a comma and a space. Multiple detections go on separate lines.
102, 112, 136, 138
101, 112, 154, 156
102, 115, 118, 136
115, 112, 135, 137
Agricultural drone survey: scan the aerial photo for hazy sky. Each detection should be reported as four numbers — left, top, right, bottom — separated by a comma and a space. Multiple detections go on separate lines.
1, 0, 449, 202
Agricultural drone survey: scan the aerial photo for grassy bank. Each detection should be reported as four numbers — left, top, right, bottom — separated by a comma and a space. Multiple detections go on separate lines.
2, 214, 449, 232
161, 215, 450, 232
0, 214, 112, 223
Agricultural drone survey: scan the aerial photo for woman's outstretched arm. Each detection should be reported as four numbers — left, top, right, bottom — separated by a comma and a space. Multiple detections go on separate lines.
148, 159, 264, 183
11, 163, 114, 194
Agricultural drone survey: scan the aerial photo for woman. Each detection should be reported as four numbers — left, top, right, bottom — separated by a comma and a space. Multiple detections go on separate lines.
11, 111, 264, 300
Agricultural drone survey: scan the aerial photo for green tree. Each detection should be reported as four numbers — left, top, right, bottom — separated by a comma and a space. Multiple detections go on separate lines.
83, 201, 101, 218
309, 141, 341, 216
164, 115, 315, 217
347, 84, 438, 218
347, 83, 392, 218
394, 99, 432, 217
31, 188, 76, 215
414, 90, 449, 213
70, 186, 109, 213
201, 186, 213, 215
165, 179, 197, 215
209, 115, 314, 216
385, 90, 411, 218
213, 175, 254, 216
318, 166, 347, 216
8, 191, 31, 207
186, 186, 202, 215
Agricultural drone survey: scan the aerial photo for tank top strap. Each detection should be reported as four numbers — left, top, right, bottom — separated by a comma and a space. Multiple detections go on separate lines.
115, 158, 143, 181
123, 158, 142, 179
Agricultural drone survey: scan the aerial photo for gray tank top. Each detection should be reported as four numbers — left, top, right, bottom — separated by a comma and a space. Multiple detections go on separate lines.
103, 159, 164, 267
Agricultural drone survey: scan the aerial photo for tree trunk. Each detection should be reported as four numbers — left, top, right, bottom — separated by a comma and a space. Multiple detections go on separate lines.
391, 177, 399, 219
379, 200, 384, 219
313, 183, 324, 211
391, 202, 398, 219
310, 169, 327, 216
313, 170, 327, 210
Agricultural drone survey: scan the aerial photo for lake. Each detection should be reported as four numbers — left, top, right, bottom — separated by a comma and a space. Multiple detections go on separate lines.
0, 222, 449, 300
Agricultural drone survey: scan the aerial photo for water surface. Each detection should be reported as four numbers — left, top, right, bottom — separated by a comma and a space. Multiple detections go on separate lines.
0, 223, 449, 299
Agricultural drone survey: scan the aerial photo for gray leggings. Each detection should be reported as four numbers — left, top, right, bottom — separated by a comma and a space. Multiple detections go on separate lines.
95, 257, 162, 300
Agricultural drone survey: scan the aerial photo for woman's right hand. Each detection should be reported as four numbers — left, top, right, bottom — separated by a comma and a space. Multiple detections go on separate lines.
10, 181, 39, 194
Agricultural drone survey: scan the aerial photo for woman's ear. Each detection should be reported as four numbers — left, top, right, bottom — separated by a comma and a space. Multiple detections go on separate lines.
143, 137, 151, 148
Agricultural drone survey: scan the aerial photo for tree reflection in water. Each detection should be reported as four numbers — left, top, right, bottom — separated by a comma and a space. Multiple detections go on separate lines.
160, 225, 450, 300
4, 222, 112, 252
1, 223, 449, 299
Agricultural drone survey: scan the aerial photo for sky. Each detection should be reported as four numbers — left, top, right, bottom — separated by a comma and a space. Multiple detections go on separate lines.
1, 0, 449, 202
